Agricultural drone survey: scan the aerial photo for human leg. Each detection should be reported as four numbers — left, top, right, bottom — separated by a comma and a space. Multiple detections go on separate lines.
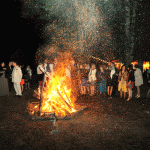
120, 90, 122, 98
28, 82, 30, 88
91, 86, 95, 96
81, 86, 84, 95
126, 88, 130, 101
16, 82, 22, 96
136, 86, 140, 97
99, 82, 102, 94
83, 86, 86, 94
107, 86, 110, 96
21, 84, 23, 92
13, 82, 19, 95
8, 78, 13, 92
147, 88, 150, 97
124, 92, 127, 99
102, 79, 107, 94
110, 86, 113, 97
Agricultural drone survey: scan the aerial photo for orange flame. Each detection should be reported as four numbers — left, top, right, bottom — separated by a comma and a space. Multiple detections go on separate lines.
41, 59, 76, 117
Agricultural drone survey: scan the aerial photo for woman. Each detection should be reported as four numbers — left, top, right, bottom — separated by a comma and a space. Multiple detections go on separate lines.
106, 65, 111, 97
118, 65, 128, 99
88, 63, 97, 96
0, 62, 7, 77
25, 65, 32, 89
97, 64, 107, 95
79, 64, 89, 95
126, 65, 135, 101
134, 65, 143, 98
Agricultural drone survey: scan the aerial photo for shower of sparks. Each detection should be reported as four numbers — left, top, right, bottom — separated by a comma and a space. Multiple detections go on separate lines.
20, 0, 123, 63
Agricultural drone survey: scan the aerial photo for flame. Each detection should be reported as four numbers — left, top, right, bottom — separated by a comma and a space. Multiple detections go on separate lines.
40, 59, 76, 117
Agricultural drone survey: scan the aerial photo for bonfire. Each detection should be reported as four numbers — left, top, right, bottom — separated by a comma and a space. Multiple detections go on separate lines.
31, 57, 78, 118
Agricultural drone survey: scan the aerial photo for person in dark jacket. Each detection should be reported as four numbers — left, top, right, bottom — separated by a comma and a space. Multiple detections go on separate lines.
5, 61, 13, 92
126, 65, 135, 101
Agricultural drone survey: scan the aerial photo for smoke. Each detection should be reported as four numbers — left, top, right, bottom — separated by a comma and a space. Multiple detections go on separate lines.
20, 0, 113, 63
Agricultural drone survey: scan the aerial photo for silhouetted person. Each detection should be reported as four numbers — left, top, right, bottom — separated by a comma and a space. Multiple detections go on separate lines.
6, 61, 13, 92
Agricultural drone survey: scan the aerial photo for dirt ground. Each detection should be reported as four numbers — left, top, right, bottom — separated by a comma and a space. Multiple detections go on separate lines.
0, 85, 150, 150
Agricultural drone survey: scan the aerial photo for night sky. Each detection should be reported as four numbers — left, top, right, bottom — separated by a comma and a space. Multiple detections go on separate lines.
2, 0, 42, 69
1, 0, 150, 71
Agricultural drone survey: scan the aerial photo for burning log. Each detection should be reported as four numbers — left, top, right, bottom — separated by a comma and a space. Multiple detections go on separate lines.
62, 87, 71, 103
57, 88, 72, 111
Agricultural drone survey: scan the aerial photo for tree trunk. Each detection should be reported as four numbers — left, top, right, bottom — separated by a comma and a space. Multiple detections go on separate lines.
124, 0, 131, 66
124, 0, 137, 66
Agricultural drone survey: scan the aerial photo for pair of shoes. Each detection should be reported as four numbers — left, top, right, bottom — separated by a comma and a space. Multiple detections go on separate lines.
108, 96, 112, 99
126, 98, 130, 101
18, 95, 22, 97
136, 95, 140, 98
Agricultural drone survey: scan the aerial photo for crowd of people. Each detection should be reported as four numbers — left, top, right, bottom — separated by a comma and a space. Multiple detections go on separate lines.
0, 61, 32, 97
0, 58, 150, 101
76, 62, 150, 101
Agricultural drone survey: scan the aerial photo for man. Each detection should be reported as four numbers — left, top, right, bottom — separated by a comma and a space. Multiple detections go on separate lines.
12, 61, 23, 97
108, 62, 116, 99
6, 61, 13, 93
37, 62, 45, 88
43, 58, 54, 82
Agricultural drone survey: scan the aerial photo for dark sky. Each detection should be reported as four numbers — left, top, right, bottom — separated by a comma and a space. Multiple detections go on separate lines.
2, 0, 42, 68
1, 0, 150, 69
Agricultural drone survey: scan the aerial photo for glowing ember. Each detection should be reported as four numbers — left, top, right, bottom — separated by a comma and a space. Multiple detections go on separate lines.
37, 59, 77, 117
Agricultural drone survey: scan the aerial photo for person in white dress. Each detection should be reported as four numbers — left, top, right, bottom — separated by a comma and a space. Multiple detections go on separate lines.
88, 63, 97, 96
12, 61, 22, 96
134, 65, 143, 98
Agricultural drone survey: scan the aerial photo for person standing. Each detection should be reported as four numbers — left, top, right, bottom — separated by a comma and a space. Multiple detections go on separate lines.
43, 58, 54, 83
97, 64, 107, 95
108, 63, 116, 99
88, 63, 97, 96
12, 61, 23, 97
0, 62, 7, 78
6, 61, 13, 92
79, 64, 89, 95
134, 64, 143, 98
37, 62, 44, 87
25, 65, 32, 89
118, 65, 128, 99
146, 65, 150, 97
106, 65, 111, 97
126, 65, 135, 101
20, 65, 25, 93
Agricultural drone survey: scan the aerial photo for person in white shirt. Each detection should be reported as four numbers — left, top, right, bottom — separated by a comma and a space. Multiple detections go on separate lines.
88, 63, 97, 96
108, 62, 116, 99
12, 61, 22, 97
